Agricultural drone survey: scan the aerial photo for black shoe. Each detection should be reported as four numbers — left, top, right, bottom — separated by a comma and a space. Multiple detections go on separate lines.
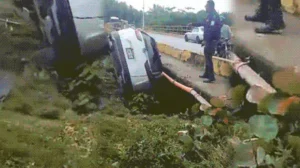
255, 23, 284, 34
245, 14, 267, 23
279, 21, 286, 29
199, 75, 208, 79
203, 79, 215, 83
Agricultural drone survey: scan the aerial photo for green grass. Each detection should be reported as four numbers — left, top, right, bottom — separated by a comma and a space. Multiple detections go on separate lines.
0, 13, 191, 167
1, 2, 299, 167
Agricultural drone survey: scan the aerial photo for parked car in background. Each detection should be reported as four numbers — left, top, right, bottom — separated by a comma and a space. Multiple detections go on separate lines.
109, 28, 163, 97
184, 26, 204, 44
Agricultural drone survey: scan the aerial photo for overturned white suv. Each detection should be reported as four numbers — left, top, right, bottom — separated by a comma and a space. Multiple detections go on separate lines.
32, 0, 107, 56
108, 28, 163, 96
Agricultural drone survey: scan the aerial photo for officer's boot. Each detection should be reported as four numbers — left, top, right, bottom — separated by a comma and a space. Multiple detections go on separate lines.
255, 7, 285, 34
245, 0, 269, 22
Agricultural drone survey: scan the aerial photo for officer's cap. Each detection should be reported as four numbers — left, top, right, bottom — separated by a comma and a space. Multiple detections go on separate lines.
207, 0, 215, 7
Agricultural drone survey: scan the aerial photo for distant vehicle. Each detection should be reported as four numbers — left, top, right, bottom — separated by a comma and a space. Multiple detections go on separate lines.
110, 16, 119, 22
106, 16, 129, 31
128, 24, 135, 29
32, 0, 106, 56
184, 26, 204, 44
108, 28, 163, 96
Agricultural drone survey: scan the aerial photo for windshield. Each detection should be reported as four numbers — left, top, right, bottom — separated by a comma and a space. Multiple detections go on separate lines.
141, 32, 161, 72
69, 0, 104, 17
142, 33, 154, 60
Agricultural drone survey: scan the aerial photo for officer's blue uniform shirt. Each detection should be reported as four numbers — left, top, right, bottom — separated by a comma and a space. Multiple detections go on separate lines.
191, 10, 222, 42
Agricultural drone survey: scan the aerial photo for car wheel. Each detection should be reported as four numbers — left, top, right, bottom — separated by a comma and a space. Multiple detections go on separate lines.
184, 35, 188, 42
196, 36, 201, 44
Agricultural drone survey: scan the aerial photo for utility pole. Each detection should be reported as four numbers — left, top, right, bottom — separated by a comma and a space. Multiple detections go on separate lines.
142, 0, 145, 29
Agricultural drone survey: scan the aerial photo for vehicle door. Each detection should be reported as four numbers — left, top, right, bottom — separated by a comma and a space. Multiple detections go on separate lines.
198, 27, 204, 40
141, 32, 162, 78
191, 28, 198, 41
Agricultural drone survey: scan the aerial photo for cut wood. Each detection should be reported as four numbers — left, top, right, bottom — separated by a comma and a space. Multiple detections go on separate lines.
229, 52, 276, 93
246, 85, 270, 104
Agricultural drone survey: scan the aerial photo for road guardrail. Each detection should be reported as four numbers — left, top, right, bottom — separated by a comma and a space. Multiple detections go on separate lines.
147, 25, 192, 34
147, 25, 236, 35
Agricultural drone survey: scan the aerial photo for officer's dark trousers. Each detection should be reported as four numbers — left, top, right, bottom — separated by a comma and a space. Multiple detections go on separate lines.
257, 0, 284, 26
203, 41, 216, 80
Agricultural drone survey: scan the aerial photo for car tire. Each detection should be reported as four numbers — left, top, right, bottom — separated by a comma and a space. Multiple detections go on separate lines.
184, 35, 188, 42
196, 36, 201, 44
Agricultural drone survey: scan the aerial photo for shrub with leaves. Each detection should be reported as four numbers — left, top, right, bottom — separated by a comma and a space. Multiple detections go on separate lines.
117, 117, 185, 168
226, 85, 247, 109
249, 115, 279, 142
177, 119, 234, 167
129, 93, 159, 114
65, 58, 117, 114
272, 67, 300, 95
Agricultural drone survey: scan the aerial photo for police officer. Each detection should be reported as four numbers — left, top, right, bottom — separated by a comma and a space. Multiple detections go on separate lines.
188, 0, 221, 83
245, 0, 285, 34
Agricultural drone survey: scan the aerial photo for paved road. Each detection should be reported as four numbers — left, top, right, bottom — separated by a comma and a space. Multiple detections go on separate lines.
232, 0, 300, 69
150, 0, 300, 70
161, 55, 230, 98
148, 33, 232, 98
149, 33, 204, 55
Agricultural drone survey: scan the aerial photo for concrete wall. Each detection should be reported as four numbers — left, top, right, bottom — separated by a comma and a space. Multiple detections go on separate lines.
281, 0, 300, 14
157, 43, 234, 78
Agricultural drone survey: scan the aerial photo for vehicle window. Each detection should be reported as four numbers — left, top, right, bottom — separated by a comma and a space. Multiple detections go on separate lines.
142, 33, 154, 57
69, 0, 104, 17
200, 27, 204, 31
141, 32, 160, 66
192, 28, 198, 32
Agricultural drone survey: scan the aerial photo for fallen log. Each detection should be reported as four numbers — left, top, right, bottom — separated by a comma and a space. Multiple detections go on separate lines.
155, 42, 277, 104
162, 72, 212, 110
228, 52, 277, 103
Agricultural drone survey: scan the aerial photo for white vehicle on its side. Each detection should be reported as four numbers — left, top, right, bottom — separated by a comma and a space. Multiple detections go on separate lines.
32, 0, 106, 56
109, 28, 163, 97
184, 26, 204, 44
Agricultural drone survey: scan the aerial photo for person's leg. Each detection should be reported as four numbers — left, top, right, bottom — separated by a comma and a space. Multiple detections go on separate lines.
203, 42, 216, 83
245, 0, 269, 22
255, 0, 285, 34
200, 46, 209, 78
216, 41, 221, 56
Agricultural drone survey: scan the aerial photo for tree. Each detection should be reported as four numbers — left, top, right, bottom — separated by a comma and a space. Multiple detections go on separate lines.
104, 0, 233, 27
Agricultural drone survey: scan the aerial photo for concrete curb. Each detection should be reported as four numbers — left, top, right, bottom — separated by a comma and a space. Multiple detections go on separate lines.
157, 42, 233, 78
281, 0, 300, 15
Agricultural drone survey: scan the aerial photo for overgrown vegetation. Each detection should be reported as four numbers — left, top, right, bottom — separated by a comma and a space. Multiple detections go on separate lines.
1, 1, 300, 167
105, 0, 233, 27
62, 58, 118, 114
